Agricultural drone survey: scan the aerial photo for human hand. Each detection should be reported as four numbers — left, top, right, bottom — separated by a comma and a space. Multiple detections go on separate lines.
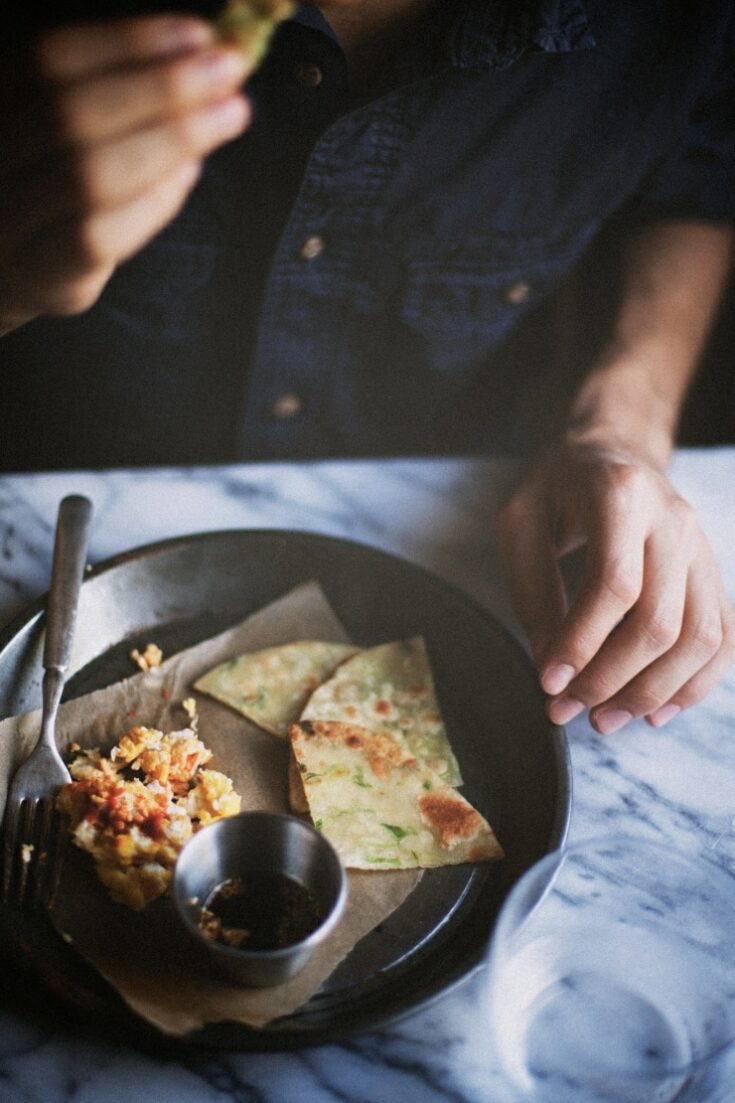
497, 440, 735, 734
0, 14, 252, 331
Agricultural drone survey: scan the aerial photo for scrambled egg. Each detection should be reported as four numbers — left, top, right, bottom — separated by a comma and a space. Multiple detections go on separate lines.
56, 725, 241, 911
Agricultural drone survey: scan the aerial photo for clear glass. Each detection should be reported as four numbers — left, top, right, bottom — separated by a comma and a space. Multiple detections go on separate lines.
484, 835, 735, 1103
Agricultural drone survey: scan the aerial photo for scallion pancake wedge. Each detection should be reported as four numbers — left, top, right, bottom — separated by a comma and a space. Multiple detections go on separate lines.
289, 721, 503, 870
216, 0, 295, 69
194, 641, 358, 738
300, 636, 462, 785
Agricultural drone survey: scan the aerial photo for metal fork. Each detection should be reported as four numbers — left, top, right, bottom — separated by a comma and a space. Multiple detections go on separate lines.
1, 494, 92, 908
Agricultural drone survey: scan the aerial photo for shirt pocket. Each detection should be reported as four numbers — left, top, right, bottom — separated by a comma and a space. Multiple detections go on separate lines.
397, 228, 598, 378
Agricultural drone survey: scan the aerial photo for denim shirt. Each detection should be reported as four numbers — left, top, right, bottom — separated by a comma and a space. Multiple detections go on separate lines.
2, 0, 733, 470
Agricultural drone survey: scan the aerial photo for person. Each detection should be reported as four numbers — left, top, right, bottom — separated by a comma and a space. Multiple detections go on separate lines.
1, 0, 733, 736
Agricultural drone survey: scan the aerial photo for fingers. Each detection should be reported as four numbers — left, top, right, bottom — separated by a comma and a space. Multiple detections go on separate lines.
6, 160, 203, 316
547, 529, 733, 734
647, 598, 735, 722
69, 94, 250, 208
547, 518, 691, 726
79, 161, 203, 269
500, 453, 734, 737
36, 16, 216, 81
2, 23, 247, 171
539, 465, 650, 697
586, 550, 732, 731
1, 94, 249, 248
496, 488, 567, 665
54, 45, 252, 147
0, 16, 252, 320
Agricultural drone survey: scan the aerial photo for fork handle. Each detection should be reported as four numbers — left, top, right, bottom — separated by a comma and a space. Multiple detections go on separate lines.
40, 667, 66, 749
43, 495, 93, 674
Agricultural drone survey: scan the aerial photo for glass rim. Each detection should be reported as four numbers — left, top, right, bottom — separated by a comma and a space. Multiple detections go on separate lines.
488, 831, 735, 950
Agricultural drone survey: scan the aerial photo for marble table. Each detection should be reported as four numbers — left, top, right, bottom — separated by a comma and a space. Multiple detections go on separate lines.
1, 449, 734, 1103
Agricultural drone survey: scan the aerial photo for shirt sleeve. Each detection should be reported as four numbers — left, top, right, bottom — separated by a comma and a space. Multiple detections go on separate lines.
634, 9, 735, 224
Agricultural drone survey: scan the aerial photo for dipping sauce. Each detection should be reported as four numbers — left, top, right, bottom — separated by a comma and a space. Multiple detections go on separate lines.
197, 872, 327, 951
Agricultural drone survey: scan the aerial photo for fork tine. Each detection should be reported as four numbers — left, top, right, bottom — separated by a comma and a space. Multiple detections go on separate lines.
31, 802, 66, 908
2, 796, 31, 906
15, 798, 36, 906
43, 809, 68, 909
1, 797, 67, 909
31, 800, 54, 907
1, 801, 19, 904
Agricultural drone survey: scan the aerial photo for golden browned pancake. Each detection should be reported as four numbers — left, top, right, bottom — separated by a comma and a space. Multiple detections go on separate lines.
289, 720, 503, 870
301, 636, 462, 784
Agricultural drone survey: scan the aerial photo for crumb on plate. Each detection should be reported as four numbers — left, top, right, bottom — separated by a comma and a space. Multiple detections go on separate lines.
130, 643, 163, 672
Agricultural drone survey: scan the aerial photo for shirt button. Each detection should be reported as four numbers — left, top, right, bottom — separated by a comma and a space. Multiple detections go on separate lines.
504, 280, 532, 305
299, 235, 325, 260
295, 62, 323, 87
271, 392, 302, 419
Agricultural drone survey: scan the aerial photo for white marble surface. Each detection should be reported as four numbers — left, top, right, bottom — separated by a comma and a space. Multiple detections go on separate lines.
1, 450, 734, 1103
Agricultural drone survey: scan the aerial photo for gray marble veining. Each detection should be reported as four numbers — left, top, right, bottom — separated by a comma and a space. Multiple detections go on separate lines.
0, 450, 734, 1103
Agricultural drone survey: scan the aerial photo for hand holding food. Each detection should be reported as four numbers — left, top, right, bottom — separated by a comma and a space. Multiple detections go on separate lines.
0, 11, 254, 332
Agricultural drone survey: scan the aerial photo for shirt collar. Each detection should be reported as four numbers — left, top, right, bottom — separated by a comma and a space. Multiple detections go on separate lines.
292, 4, 340, 41
450, 0, 596, 69
291, 2, 596, 76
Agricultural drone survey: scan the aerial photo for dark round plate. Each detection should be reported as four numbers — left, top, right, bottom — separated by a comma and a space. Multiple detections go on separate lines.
0, 529, 570, 1050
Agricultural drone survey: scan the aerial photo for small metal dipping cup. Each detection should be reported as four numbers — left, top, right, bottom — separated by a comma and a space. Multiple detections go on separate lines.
172, 811, 347, 987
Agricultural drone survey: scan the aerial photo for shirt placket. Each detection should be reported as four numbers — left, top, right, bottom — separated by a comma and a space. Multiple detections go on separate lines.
239, 92, 409, 459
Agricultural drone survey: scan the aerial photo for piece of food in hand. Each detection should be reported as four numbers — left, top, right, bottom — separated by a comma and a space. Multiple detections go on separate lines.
56, 726, 241, 910
215, 0, 295, 67
289, 720, 503, 870
300, 636, 462, 785
194, 640, 359, 738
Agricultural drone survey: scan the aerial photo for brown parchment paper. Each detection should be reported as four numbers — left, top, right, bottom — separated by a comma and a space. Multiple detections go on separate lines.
0, 582, 420, 1034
